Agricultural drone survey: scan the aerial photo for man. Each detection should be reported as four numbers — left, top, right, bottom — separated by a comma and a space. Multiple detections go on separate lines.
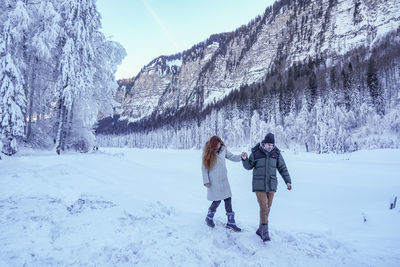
241, 133, 292, 242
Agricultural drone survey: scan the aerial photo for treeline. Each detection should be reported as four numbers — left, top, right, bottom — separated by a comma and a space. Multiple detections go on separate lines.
96, 30, 400, 153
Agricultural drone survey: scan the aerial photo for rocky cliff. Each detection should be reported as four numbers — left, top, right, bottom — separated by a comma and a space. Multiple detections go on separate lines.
116, 0, 400, 123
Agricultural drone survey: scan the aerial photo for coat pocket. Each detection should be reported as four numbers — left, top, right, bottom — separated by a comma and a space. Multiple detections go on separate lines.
253, 176, 265, 191
269, 175, 278, 191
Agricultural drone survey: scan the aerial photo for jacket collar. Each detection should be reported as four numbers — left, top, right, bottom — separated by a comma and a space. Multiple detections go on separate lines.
258, 142, 279, 155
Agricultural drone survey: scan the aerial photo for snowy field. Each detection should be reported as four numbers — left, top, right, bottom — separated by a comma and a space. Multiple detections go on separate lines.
1, 147, 400, 266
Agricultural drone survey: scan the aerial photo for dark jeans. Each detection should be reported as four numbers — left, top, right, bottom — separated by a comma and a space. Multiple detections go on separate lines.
209, 197, 233, 213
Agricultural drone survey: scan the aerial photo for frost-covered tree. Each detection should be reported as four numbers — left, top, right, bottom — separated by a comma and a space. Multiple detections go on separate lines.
92, 38, 126, 117
55, 0, 96, 153
386, 107, 400, 134
0, 0, 124, 155
0, 42, 26, 155
0, 1, 29, 155
250, 110, 261, 145
295, 96, 312, 151
314, 97, 337, 153
24, 0, 61, 142
55, 0, 124, 154
216, 108, 225, 139
224, 104, 245, 147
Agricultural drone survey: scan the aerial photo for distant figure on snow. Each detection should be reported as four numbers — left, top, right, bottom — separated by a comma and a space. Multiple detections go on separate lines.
242, 132, 292, 242
201, 136, 246, 232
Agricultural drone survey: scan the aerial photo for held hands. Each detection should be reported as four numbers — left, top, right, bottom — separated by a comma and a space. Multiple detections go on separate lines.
287, 183, 292, 190
204, 183, 211, 188
241, 152, 248, 159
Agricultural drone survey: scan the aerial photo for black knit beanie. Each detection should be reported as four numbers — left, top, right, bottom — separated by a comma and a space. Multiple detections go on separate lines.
263, 133, 275, 144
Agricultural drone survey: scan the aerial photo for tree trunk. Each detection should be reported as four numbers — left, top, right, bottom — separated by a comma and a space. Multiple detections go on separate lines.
56, 99, 67, 154
26, 56, 37, 140
66, 101, 74, 150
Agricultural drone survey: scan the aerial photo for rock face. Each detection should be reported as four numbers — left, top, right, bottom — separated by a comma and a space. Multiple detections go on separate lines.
117, 0, 400, 123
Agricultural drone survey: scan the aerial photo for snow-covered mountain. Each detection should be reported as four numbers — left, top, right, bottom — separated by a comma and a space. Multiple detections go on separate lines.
116, 0, 400, 123
96, 0, 400, 153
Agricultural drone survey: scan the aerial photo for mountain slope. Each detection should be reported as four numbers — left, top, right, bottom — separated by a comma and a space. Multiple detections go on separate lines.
116, 0, 400, 122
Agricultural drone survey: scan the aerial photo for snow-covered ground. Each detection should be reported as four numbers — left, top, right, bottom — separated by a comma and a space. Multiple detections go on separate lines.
1, 148, 400, 266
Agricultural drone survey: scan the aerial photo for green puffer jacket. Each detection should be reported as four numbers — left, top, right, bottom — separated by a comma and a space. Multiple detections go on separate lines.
242, 143, 291, 192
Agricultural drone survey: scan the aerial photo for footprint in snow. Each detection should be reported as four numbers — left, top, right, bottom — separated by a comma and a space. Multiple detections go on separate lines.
67, 198, 116, 215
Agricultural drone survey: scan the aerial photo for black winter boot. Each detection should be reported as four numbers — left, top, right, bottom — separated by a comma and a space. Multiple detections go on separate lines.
256, 224, 262, 238
205, 208, 216, 228
257, 223, 270, 241
226, 212, 241, 232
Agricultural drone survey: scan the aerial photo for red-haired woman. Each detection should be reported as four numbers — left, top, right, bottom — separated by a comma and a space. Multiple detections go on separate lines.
201, 136, 246, 232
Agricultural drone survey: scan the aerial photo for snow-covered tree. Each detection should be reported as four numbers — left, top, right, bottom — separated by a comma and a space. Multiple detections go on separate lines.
0, 0, 124, 155
213, 109, 223, 139
24, 0, 61, 142
224, 104, 245, 147
295, 96, 312, 151
0, 1, 29, 155
250, 110, 261, 145
92, 39, 126, 117
55, 0, 125, 154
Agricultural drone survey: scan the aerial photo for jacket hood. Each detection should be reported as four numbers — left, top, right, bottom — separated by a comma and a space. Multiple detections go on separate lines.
253, 142, 280, 154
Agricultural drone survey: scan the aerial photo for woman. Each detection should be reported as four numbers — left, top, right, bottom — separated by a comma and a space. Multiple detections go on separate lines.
201, 136, 245, 232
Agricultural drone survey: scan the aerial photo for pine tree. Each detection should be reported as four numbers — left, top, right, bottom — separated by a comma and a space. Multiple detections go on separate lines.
55, 0, 103, 154
306, 70, 318, 112
295, 96, 312, 152
341, 68, 351, 111
353, 0, 362, 24
0, 47, 26, 155
367, 57, 385, 116
0, 1, 29, 155
250, 110, 261, 145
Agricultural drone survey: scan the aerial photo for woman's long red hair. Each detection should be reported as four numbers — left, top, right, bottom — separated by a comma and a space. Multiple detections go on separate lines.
203, 136, 225, 170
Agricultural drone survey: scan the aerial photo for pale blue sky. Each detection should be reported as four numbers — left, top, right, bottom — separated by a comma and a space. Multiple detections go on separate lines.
97, 0, 275, 79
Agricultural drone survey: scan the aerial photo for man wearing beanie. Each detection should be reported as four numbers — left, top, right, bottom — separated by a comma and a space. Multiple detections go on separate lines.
241, 132, 292, 242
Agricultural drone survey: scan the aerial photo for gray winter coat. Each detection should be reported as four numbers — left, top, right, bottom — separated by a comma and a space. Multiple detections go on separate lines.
202, 145, 241, 201
242, 143, 291, 192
